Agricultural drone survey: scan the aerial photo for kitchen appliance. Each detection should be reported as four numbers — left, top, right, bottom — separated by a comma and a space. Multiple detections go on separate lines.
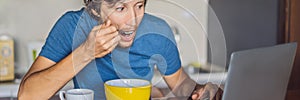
0, 34, 14, 81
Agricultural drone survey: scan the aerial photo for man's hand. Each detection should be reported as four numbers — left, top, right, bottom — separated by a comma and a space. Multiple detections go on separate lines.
163, 68, 223, 100
83, 20, 121, 59
191, 82, 223, 100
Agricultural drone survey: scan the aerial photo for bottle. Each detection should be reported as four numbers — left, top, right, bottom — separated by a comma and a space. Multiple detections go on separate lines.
0, 34, 14, 81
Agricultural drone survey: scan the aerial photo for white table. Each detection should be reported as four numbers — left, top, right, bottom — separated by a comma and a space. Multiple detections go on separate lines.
0, 72, 227, 98
152, 72, 227, 88
0, 79, 73, 98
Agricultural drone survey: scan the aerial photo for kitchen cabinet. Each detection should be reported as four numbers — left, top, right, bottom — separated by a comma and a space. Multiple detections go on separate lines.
208, 0, 299, 99
281, 0, 300, 99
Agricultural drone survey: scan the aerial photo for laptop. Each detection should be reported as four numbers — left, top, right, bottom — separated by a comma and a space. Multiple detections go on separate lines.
222, 43, 297, 100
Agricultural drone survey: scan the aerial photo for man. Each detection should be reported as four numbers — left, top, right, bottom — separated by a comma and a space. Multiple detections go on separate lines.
18, 0, 222, 99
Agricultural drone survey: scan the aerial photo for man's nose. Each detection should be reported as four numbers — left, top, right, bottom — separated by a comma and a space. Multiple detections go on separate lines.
126, 8, 137, 27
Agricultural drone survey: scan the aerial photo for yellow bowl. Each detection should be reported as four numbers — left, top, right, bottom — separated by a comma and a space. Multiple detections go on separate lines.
104, 79, 151, 100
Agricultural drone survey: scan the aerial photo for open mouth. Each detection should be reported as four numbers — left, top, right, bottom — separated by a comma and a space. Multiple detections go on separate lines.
119, 30, 134, 36
118, 30, 135, 42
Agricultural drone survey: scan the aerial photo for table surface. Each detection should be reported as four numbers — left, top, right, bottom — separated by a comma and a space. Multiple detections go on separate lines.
0, 72, 227, 98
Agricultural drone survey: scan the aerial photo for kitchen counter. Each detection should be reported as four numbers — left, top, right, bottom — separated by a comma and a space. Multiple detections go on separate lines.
0, 81, 19, 98
0, 79, 74, 99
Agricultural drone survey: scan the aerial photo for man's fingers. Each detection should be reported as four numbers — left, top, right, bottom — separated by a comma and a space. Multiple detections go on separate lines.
91, 25, 103, 32
191, 83, 222, 100
106, 38, 119, 52
104, 19, 111, 27
110, 35, 121, 46
107, 35, 120, 49
96, 31, 119, 47
91, 19, 116, 35
191, 94, 199, 100
199, 91, 210, 100
94, 37, 119, 58
205, 83, 219, 100
209, 89, 217, 100
99, 26, 117, 35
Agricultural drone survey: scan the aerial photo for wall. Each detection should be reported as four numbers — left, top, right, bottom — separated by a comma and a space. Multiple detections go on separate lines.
146, 0, 209, 66
0, 0, 83, 74
208, 0, 279, 66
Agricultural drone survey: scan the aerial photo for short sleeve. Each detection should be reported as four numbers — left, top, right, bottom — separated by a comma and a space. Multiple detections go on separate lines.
153, 35, 181, 76
161, 40, 181, 75
39, 12, 76, 62
134, 13, 182, 76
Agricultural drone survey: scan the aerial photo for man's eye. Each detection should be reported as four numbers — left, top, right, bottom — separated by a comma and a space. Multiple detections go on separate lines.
116, 7, 125, 12
137, 4, 144, 9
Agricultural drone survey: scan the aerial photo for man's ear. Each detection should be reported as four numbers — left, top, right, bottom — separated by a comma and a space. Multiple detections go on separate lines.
92, 8, 106, 23
91, 9, 101, 17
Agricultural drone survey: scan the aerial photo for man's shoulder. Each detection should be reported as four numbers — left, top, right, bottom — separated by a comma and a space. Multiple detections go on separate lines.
58, 8, 85, 23
136, 13, 175, 43
52, 8, 95, 36
138, 13, 173, 34
142, 13, 169, 27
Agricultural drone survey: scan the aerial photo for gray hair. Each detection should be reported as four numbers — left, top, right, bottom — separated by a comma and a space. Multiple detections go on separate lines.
83, 0, 147, 23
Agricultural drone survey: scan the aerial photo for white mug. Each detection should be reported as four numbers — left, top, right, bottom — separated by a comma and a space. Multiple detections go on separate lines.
59, 89, 94, 100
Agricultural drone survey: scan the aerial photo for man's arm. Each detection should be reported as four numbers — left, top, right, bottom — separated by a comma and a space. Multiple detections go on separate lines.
18, 45, 94, 99
163, 67, 197, 97
163, 67, 223, 100
18, 20, 120, 99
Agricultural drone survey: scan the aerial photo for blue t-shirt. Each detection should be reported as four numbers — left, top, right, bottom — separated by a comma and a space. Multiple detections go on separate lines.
40, 8, 181, 99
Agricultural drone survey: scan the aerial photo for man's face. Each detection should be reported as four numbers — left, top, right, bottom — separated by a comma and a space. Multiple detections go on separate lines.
101, 0, 145, 48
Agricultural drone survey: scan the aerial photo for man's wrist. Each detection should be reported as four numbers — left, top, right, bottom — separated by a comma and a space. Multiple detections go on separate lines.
193, 84, 205, 92
172, 77, 197, 97
77, 43, 95, 61
71, 44, 95, 68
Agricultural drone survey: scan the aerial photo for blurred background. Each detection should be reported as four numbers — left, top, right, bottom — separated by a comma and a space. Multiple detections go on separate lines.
0, 0, 299, 99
